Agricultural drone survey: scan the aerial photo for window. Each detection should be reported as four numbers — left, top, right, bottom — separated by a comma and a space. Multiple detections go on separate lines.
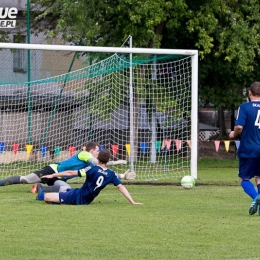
13, 35, 27, 73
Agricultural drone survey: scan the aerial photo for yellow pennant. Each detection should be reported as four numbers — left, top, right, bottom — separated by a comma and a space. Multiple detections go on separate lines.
125, 144, 131, 156
26, 144, 33, 156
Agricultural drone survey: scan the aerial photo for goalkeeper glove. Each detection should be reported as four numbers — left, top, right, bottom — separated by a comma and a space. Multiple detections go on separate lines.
124, 169, 136, 180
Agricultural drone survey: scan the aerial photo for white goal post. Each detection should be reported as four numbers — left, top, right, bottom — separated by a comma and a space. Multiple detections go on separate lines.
0, 42, 198, 181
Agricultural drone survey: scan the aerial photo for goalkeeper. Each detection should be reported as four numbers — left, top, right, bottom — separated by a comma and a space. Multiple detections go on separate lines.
36, 149, 142, 206
0, 142, 136, 192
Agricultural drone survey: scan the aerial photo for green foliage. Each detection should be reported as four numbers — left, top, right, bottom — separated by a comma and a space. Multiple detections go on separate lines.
29, 0, 260, 111
186, 0, 260, 109
31, 0, 187, 48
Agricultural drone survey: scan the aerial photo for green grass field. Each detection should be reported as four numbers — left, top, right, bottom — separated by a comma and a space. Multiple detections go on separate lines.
0, 158, 257, 260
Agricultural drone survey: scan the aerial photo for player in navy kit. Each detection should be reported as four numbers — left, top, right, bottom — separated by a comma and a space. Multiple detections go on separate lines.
229, 82, 260, 215
37, 149, 142, 206
0, 142, 135, 193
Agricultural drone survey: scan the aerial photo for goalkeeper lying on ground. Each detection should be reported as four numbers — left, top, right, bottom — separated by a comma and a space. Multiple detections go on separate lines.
36, 149, 142, 206
0, 142, 135, 193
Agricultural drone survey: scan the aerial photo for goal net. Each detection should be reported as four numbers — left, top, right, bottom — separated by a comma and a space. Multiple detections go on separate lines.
0, 43, 198, 182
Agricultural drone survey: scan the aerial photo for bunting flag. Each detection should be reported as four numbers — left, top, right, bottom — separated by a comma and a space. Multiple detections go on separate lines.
41, 146, 47, 157
111, 144, 119, 157
12, 143, 19, 154
214, 141, 220, 152
161, 139, 166, 150
99, 145, 105, 151
165, 139, 172, 151
0, 142, 5, 153
26, 144, 33, 156
155, 141, 162, 152
54, 146, 62, 157
125, 143, 131, 156
224, 141, 230, 152
235, 140, 240, 150
186, 140, 191, 149
174, 140, 182, 151
69, 146, 76, 157
140, 142, 147, 154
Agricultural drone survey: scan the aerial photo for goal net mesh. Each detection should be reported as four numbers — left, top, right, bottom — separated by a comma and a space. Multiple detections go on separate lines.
0, 49, 193, 182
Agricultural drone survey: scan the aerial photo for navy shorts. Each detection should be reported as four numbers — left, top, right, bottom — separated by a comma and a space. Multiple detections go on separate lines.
59, 189, 93, 205
239, 158, 260, 179
59, 189, 76, 205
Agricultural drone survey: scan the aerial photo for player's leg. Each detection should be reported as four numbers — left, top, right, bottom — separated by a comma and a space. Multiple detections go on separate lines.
20, 165, 55, 185
36, 183, 75, 205
51, 180, 71, 192
254, 160, 260, 215
0, 173, 41, 186
32, 180, 71, 193
6, 165, 55, 186
36, 183, 60, 203
44, 179, 71, 192
43, 193, 60, 203
239, 158, 257, 199
44, 189, 75, 204
241, 158, 260, 215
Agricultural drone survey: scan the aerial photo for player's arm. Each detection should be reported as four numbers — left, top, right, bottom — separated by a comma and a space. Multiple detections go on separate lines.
117, 184, 143, 205
229, 125, 243, 139
107, 160, 127, 166
87, 157, 127, 166
41, 170, 78, 179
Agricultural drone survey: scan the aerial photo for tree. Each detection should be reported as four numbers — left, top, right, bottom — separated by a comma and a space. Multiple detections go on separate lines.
186, 0, 260, 136
31, 0, 186, 48
31, 0, 260, 138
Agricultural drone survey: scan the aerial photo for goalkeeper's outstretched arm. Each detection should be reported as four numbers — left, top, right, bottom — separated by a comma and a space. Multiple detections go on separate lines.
88, 158, 127, 166
117, 184, 143, 205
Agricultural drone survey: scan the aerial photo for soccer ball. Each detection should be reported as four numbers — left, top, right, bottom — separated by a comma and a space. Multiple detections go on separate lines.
181, 175, 195, 189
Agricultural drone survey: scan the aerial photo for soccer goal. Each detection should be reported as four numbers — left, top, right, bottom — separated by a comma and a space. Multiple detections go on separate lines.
0, 41, 198, 182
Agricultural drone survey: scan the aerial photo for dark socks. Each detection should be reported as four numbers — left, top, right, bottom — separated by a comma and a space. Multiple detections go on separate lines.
0, 176, 21, 186
43, 185, 60, 192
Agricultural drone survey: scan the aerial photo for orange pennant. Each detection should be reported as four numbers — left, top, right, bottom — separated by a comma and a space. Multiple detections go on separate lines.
186, 140, 191, 149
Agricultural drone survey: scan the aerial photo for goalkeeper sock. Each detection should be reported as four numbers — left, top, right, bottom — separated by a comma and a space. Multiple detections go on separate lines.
241, 180, 257, 199
43, 185, 60, 192
0, 176, 21, 186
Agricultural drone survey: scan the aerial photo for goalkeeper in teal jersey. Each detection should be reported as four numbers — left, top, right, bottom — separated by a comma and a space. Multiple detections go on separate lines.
37, 149, 142, 206
0, 142, 136, 193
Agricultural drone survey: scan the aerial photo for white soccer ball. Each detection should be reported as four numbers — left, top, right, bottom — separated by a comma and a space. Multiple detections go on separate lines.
181, 175, 195, 189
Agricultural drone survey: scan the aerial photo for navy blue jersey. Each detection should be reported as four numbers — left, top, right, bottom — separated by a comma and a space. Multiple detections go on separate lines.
235, 101, 260, 158
59, 165, 122, 205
